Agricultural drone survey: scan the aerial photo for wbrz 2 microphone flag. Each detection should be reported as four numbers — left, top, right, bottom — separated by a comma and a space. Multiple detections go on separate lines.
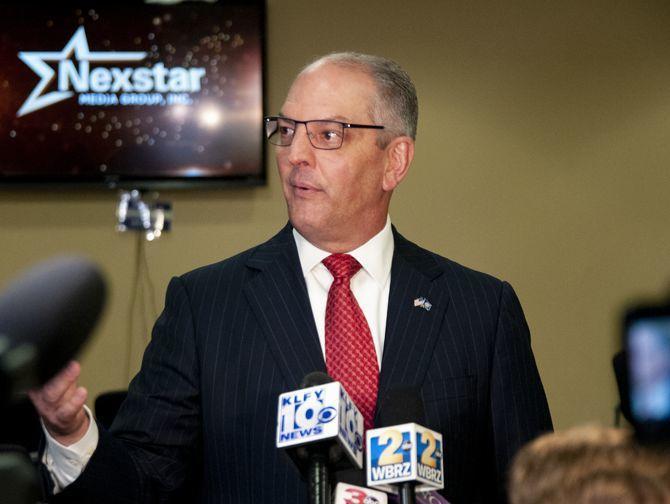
366, 423, 444, 493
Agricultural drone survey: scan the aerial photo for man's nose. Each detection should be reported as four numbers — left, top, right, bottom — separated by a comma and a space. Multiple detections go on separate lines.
287, 123, 315, 166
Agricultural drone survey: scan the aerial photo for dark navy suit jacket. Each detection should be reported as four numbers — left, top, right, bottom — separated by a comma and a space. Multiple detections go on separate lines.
54, 224, 552, 503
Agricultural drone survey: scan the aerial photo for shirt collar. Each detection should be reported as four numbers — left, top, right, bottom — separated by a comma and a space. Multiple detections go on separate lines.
292, 215, 394, 288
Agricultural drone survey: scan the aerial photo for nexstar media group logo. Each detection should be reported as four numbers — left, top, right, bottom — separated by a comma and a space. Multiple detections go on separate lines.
17, 26, 206, 117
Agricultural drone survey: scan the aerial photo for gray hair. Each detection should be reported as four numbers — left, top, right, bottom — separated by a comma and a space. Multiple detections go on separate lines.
299, 52, 418, 146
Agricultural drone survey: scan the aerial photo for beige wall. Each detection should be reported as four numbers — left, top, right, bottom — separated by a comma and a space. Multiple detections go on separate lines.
1, 0, 669, 429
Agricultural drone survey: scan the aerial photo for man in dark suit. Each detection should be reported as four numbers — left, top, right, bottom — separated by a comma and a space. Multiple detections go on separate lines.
30, 52, 552, 503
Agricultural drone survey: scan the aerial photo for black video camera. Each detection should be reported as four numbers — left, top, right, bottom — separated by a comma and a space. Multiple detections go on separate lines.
623, 300, 670, 443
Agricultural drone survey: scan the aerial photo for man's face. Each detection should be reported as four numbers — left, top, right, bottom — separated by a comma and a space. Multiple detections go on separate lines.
276, 63, 392, 252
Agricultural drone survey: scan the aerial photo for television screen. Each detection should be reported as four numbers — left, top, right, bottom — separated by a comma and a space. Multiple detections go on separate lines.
0, 0, 265, 188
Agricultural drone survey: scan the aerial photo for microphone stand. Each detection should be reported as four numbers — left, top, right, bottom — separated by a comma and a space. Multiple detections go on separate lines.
307, 451, 330, 504
399, 481, 416, 504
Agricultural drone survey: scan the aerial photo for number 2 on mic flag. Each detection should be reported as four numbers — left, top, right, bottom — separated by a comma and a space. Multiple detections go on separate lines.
366, 423, 444, 493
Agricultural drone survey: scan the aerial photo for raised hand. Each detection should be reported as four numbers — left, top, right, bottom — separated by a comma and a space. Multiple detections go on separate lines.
28, 360, 90, 446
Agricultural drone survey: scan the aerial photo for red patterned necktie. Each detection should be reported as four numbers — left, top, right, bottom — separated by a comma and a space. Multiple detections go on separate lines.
323, 253, 379, 430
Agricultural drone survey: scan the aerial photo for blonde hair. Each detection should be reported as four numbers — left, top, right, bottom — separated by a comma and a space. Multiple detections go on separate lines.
509, 425, 670, 504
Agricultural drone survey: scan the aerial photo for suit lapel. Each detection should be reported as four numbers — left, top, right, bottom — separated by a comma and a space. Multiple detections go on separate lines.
243, 225, 449, 410
243, 224, 326, 392
376, 229, 451, 415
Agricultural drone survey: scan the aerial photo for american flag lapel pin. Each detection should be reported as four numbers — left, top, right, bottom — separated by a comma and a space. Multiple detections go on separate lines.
413, 297, 432, 311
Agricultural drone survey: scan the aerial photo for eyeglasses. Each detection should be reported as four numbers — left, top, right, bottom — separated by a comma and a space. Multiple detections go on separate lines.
264, 116, 384, 150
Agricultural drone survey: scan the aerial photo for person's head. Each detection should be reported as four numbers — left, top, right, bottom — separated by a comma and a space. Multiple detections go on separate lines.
271, 52, 418, 252
508, 425, 670, 504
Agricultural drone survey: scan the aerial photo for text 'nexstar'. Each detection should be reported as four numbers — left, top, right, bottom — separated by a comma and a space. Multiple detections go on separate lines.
59, 62, 206, 94
16, 26, 207, 117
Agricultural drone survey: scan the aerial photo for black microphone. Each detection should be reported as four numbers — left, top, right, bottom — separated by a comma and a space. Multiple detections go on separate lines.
368, 388, 444, 504
0, 256, 106, 404
304, 371, 337, 504
378, 386, 426, 427
301, 372, 333, 504
380, 388, 425, 504
302, 371, 332, 388
276, 372, 365, 504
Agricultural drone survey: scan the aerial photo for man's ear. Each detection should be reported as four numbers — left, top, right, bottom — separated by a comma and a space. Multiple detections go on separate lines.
382, 136, 415, 192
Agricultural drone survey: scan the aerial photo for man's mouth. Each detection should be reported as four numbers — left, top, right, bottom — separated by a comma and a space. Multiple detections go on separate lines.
291, 180, 320, 193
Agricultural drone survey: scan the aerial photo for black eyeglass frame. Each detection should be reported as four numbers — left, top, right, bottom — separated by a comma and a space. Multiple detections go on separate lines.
263, 115, 385, 150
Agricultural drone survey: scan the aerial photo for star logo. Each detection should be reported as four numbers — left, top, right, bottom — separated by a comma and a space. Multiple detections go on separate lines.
17, 26, 146, 117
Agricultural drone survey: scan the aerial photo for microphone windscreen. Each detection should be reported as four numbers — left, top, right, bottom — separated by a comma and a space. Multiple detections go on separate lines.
378, 386, 426, 427
300, 371, 332, 389
0, 256, 106, 385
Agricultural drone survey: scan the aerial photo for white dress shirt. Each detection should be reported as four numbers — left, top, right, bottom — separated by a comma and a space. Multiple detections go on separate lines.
42, 405, 99, 492
43, 216, 395, 491
292, 215, 394, 368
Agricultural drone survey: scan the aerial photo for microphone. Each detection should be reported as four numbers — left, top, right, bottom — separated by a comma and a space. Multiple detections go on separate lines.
276, 372, 364, 504
388, 491, 450, 504
333, 482, 388, 504
0, 256, 106, 404
367, 388, 444, 504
